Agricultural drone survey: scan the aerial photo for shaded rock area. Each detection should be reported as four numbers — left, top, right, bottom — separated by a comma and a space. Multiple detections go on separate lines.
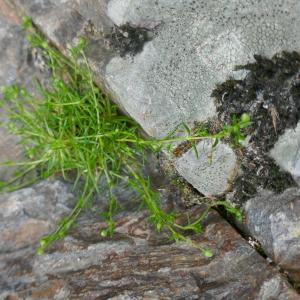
109, 23, 155, 57
2, 0, 300, 298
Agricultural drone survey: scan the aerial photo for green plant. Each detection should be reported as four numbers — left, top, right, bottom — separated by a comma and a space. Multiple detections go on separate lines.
0, 17, 247, 256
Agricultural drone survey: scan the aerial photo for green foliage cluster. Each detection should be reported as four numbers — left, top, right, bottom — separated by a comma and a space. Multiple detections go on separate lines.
0, 17, 248, 257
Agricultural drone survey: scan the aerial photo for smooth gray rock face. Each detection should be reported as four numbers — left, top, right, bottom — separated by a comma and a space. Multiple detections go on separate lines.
175, 141, 238, 196
244, 188, 300, 283
270, 122, 300, 182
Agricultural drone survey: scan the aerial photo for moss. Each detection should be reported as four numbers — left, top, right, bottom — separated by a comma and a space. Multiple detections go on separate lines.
212, 51, 300, 204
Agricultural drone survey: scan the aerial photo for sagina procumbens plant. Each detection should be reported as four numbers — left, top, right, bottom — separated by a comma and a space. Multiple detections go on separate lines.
0, 18, 249, 256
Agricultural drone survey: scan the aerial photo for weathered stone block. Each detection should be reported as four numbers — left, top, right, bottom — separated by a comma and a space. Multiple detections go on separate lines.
175, 141, 238, 196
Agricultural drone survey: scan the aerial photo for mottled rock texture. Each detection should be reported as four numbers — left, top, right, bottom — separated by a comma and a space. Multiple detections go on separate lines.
0, 9, 26, 181
0, 180, 74, 253
212, 51, 300, 203
1, 181, 299, 299
210, 50, 300, 285
0, 180, 74, 297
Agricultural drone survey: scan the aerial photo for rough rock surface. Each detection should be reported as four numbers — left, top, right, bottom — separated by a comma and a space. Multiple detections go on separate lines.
243, 188, 300, 284
209, 50, 300, 284
212, 51, 300, 203
1, 180, 299, 299
105, 0, 300, 138
0, 180, 74, 253
0, 180, 73, 296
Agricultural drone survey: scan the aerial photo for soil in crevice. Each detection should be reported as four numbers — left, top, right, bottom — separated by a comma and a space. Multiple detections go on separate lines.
212, 51, 300, 204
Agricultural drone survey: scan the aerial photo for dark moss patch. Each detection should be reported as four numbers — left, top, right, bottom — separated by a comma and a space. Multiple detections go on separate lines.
212, 52, 300, 203
108, 23, 154, 57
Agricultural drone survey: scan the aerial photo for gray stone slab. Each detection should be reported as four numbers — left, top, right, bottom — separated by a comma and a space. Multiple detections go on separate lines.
175, 141, 238, 196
